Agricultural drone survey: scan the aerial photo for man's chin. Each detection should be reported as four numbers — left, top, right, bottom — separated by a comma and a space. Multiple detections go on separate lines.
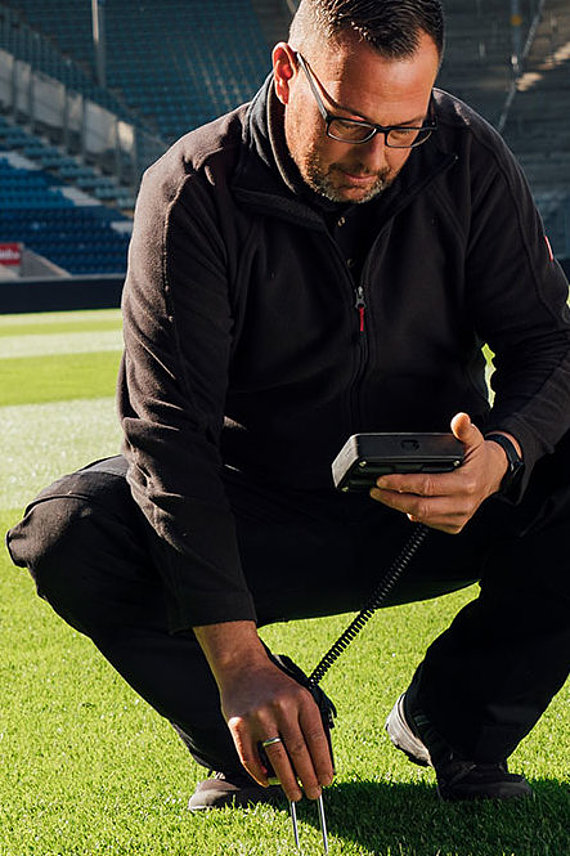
310, 169, 393, 204
340, 182, 386, 203
332, 178, 389, 204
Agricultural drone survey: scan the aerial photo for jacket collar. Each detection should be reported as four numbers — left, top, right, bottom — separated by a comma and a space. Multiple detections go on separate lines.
232, 76, 458, 229
233, 75, 329, 228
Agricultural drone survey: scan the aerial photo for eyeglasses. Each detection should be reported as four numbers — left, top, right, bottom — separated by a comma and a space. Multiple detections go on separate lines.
295, 52, 437, 149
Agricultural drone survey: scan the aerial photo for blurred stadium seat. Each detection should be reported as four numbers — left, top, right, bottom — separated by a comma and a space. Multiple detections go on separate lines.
0, 155, 131, 275
499, 0, 570, 255
0, 0, 568, 289
0, 0, 269, 142
0, 3, 128, 118
435, 0, 570, 259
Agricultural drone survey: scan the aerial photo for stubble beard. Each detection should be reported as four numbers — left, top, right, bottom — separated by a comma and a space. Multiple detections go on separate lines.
304, 155, 394, 204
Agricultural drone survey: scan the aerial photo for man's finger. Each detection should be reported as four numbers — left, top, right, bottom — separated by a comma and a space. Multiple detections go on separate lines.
227, 718, 271, 787
373, 471, 453, 496
372, 487, 475, 533
300, 716, 334, 786
281, 697, 334, 796
230, 722, 304, 800
277, 725, 323, 800
258, 735, 305, 801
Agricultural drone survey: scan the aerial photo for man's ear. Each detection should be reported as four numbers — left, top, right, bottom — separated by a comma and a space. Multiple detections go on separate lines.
272, 42, 297, 105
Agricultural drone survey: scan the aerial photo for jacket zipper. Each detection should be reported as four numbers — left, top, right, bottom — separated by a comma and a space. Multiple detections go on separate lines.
325, 233, 369, 428
355, 285, 366, 333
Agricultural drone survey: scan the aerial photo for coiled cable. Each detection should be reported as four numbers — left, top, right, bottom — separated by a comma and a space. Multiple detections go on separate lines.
308, 523, 429, 687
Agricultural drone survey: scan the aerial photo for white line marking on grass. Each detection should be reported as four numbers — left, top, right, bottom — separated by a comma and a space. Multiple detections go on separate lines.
0, 330, 123, 359
1, 397, 122, 511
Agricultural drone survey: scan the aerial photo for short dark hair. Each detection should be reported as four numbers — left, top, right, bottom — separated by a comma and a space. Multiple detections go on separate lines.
289, 0, 445, 60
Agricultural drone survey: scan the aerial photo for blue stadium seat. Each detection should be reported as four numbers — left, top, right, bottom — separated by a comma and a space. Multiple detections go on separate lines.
0, 156, 131, 274
1, 0, 270, 142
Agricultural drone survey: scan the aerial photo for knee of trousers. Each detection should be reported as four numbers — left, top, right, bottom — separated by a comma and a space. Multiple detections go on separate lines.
6, 468, 150, 635
488, 514, 570, 604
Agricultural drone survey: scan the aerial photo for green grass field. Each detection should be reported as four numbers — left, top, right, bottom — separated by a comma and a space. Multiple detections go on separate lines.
1, 310, 568, 856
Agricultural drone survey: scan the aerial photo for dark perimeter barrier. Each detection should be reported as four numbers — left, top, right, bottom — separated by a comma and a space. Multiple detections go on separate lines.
0, 275, 124, 313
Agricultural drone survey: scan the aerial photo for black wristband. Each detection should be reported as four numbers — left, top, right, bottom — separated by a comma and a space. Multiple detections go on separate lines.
485, 433, 524, 494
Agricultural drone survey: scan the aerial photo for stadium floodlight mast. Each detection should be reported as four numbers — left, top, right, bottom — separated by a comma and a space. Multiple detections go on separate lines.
91, 0, 107, 89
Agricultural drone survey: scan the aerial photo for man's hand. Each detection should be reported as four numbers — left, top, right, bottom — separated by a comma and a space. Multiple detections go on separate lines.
369, 412, 518, 534
194, 621, 334, 802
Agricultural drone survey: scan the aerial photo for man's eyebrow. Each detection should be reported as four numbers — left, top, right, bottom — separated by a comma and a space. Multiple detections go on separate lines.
320, 82, 427, 126
334, 100, 427, 127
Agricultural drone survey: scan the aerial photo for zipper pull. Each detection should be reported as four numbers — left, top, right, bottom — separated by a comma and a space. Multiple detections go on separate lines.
355, 285, 366, 333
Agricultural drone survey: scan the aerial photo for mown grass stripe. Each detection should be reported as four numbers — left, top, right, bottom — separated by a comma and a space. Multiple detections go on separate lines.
0, 319, 123, 338
1, 351, 121, 406
0, 330, 123, 359
1, 396, 121, 510
1, 309, 568, 856
0, 308, 122, 328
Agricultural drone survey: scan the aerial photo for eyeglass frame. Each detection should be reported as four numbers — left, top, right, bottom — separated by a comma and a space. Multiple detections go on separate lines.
294, 51, 437, 149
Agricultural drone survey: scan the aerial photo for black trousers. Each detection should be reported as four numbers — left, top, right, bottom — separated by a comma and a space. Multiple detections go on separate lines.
6, 451, 570, 774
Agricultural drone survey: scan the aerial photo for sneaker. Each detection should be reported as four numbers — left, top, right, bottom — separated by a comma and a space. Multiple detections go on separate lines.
385, 693, 533, 801
188, 770, 284, 811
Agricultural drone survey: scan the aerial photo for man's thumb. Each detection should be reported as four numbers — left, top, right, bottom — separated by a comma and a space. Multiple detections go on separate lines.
451, 412, 481, 448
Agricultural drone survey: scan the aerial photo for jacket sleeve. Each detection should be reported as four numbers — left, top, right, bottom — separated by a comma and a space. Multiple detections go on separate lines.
118, 149, 256, 633
465, 136, 570, 498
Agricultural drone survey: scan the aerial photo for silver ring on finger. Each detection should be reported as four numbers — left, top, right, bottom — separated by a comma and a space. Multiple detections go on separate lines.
261, 736, 283, 748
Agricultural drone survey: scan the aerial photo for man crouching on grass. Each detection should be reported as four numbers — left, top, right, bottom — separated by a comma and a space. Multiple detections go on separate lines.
7, 0, 570, 813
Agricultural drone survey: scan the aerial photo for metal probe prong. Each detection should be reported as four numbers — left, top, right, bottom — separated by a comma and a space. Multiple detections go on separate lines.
317, 793, 329, 853
289, 799, 301, 851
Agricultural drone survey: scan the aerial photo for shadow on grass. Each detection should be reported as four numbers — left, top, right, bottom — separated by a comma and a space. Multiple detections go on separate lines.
293, 778, 570, 856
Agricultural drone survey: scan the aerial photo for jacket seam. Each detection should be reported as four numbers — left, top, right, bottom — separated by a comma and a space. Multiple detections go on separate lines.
429, 181, 469, 247
469, 133, 560, 322
160, 170, 208, 418
502, 350, 570, 439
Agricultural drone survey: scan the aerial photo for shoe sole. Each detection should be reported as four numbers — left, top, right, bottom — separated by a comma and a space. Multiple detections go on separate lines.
385, 694, 432, 768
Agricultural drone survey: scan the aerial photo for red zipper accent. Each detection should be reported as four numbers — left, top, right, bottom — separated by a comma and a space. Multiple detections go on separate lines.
355, 286, 366, 333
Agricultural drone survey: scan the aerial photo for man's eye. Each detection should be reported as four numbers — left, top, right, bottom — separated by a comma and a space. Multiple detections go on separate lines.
329, 118, 373, 140
388, 127, 419, 143
335, 119, 365, 133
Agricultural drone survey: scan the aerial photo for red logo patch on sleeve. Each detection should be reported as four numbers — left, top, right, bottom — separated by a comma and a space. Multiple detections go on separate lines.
544, 235, 554, 262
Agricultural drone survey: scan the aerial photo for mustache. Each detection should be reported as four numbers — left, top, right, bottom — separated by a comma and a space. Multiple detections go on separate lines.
335, 163, 391, 179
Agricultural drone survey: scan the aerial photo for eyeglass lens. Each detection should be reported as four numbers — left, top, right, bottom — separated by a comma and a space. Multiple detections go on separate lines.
327, 118, 432, 148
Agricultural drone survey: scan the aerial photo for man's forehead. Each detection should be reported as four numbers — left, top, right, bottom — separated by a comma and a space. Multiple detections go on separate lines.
304, 31, 439, 123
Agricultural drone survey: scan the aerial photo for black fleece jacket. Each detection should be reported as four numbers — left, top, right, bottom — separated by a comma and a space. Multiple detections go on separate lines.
118, 77, 570, 632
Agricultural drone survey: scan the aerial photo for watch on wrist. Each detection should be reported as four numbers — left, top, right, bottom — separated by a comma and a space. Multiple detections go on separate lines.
485, 433, 524, 494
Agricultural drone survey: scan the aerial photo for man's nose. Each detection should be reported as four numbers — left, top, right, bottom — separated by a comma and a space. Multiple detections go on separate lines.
357, 132, 388, 171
